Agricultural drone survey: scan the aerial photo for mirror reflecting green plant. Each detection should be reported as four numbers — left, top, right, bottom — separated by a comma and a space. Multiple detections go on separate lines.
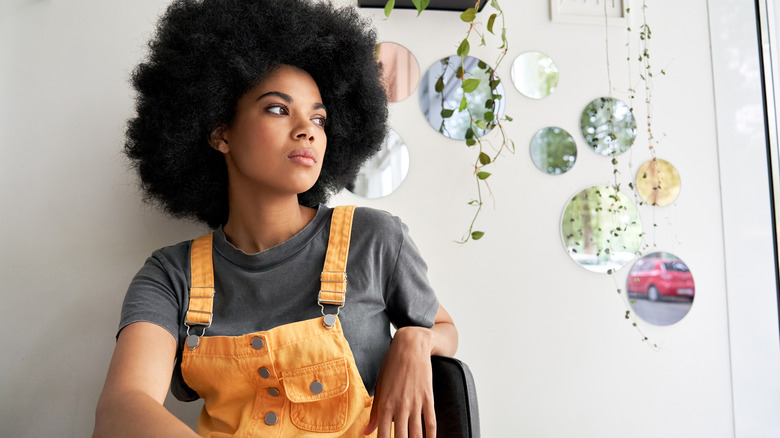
530, 127, 576, 175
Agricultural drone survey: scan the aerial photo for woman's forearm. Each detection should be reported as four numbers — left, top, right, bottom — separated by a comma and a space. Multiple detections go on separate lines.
94, 390, 200, 438
392, 304, 458, 358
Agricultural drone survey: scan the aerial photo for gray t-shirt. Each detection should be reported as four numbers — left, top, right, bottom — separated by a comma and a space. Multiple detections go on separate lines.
119, 205, 439, 401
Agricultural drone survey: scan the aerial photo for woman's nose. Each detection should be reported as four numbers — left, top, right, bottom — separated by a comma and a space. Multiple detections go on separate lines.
292, 118, 315, 142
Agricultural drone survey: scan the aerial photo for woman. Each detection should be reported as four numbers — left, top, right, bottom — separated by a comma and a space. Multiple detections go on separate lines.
93, 1, 457, 437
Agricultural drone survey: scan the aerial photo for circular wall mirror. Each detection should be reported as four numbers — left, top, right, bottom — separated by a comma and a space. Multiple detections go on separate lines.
561, 186, 643, 273
348, 128, 410, 199
510, 51, 559, 99
627, 252, 695, 325
530, 126, 577, 175
635, 158, 681, 206
580, 97, 637, 156
419, 55, 506, 140
376, 42, 420, 103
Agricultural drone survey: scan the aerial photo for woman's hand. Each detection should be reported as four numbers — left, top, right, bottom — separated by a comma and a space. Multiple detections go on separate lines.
363, 305, 457, 438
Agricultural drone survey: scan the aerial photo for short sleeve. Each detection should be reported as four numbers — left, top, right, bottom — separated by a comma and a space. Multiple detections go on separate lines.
382, 220, 439, 329
118, 244, 189, 341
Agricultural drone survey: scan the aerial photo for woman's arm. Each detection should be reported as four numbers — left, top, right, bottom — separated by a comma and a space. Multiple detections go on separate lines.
93, 322, 200, 438
364, 304, 458, 438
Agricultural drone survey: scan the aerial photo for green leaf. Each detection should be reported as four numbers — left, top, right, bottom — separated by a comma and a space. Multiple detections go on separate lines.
466, 138, 477, 146
485, 99, 494, 109
479, 152, 491, 165
460, 7, 477, 23
505, 115, 513, 122
484, 111, 494, 122
440, 108, 454, 118
456, 66, 464, 79
477, 171, 491, 180
487, 14, 497, 34
475, 119, 487, 130
471, 231, 485, 240
384, 0, 395, 17
458, 96, 468, 112
411, 0, 430, 16
457, 38, 470, 57
435, 76, 444, 93
462, 78, 481, 93
465, 127, 475, 139
478, 60, 487, 69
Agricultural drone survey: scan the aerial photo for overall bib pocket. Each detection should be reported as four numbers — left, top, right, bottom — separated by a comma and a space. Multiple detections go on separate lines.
281, 357, 351, 433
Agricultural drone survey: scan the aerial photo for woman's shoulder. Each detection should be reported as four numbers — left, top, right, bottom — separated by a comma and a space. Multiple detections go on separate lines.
139, 236, 201, 276
331, 206, 409, 258
347, 206, 405, 237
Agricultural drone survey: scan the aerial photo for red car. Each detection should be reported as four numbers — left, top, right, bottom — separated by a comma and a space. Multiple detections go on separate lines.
627, 256, 695, 301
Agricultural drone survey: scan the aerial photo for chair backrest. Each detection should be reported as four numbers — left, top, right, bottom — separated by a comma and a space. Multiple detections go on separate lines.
428, 355, 480, 438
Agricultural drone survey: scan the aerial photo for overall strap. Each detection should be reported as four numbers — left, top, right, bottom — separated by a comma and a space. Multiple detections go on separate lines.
318, 205, 356, 310
186, 233, 216, 328
184, 205, 356, 340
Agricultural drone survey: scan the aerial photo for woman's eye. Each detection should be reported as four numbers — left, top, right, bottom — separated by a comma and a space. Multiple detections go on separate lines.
267, 105, 287, 115
313, 116, 327, 127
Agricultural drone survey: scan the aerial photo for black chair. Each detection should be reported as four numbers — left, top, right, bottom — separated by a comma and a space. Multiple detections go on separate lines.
428, 356, 480, 438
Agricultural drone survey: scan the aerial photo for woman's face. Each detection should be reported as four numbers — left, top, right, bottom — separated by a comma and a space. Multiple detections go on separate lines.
214, 65, 327, 199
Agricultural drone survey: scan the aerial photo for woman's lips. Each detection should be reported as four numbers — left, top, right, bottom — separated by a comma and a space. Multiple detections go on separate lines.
287, 148, 317, 166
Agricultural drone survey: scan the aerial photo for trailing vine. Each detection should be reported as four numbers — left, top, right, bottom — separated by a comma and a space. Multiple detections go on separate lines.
384, 0, 513, 243
601, 2, 667, 349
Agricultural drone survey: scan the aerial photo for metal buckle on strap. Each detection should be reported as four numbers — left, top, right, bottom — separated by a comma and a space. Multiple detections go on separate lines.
319, 271, 347, 305
185, 310, 213, 327
320, 271, 347, 283
185, 286, 215, 327
318, 291, 346, 306
319, 271, 346, 328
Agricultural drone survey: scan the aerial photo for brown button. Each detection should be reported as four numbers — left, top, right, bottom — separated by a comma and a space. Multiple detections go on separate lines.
310, 381, 324, 394
251, 337, 264, 350
265, 412, 277, 425
268, 387, 280, 397
258, 367, 270, 379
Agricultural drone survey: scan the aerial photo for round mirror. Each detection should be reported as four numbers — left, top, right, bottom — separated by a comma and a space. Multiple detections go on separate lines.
348, 128, 410, 199
376, 42, 420, 103
580, 97, 637, 156
627, 252, 695, 325
419, 55, 506, 140
635, 158, 681, 206
530, 126, 577, 175
561, 186, 643, 273
510, 51, 559, 99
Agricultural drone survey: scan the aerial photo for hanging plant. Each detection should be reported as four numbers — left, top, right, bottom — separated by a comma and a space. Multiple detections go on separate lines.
383, 0, 513, 243
595, 2, 671, 350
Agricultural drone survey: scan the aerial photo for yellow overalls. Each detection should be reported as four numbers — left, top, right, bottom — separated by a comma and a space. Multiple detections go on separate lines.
181, 205, 376, 437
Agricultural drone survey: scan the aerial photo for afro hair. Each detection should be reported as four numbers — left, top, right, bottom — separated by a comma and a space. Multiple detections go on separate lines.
125, 0, 388, 228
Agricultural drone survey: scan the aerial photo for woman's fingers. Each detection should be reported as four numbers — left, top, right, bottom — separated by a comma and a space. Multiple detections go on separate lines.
376, 408, 395, 438
423, 399, 437, 438
407, 409, 424, 438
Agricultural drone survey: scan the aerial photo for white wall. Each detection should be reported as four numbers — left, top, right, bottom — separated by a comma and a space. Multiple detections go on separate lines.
0, 0, 777, 437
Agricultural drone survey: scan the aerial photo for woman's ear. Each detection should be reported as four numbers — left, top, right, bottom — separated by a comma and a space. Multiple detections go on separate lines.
209, 126, 230, 153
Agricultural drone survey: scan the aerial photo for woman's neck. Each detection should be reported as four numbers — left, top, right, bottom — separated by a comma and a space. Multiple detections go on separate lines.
222, 194, 317, 254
